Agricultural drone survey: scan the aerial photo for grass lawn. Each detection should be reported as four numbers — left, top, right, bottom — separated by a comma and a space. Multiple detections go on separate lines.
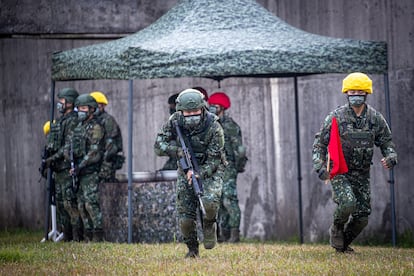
0, 230, 413, 275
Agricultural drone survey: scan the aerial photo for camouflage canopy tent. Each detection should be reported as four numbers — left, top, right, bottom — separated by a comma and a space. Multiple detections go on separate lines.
50, 0, 392, 244
52, 0, 386, 80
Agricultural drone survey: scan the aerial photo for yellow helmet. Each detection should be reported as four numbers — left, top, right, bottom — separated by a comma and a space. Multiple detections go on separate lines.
90, 91, 109, 105
43, 121, 51, 136
342, 72, 372, 94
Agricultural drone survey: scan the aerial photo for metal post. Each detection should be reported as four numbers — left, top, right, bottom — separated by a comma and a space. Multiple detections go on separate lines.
127, 80, 134, 244
43, 80, 55, 241
384, 73, 397, 247
294, 76, 304, 244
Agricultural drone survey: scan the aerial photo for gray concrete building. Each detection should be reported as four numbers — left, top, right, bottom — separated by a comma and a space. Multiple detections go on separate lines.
1, 0, 413, 243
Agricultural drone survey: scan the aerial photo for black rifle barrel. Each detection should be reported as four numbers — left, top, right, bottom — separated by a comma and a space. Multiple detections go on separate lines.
173, 120, 206, 217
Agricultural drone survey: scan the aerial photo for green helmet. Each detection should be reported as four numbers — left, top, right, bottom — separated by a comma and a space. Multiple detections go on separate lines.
75, 94, 98, 109
175, 89, 206, 111
57, 88, 79, 103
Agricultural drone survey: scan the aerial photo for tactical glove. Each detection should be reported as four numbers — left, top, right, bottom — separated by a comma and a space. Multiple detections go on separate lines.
45, 157, 53, 169
317, 168, 330, 181
384, 157, 397, 168
177, 148, 184, 158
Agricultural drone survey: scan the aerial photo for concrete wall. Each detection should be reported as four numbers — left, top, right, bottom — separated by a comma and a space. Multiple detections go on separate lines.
1, 0, 413, 243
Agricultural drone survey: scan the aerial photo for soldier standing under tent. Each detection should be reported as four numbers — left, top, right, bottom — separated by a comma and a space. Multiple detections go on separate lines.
313, 72, 398, 253
154, 89, 225, 258
160, 93, 180, 171
90, 91, 125, 182
208, 92, 247, 243
44, 88, 80, 241
70, 94, 105, 242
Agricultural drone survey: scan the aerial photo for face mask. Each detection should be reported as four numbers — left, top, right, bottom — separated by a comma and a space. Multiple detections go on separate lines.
348, 95, 366, 107
94, 109, 100, 116
77, 111, 88, 121
209, 106, 218, 115
184, 115, 201, 129
169, 108, 176, 115
57, 102, 65, 113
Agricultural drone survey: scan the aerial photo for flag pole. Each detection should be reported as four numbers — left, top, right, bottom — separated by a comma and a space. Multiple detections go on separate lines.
325, 152, 330, 185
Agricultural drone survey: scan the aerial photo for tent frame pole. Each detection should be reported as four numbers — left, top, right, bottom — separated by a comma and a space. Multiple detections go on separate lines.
384, 73, 397, 247
294, 76, 304, 244
43, 80, 56, 241
127, 80, 134, 244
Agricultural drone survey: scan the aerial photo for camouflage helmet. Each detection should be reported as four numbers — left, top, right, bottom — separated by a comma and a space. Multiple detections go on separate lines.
57, 88, 79, 103
75, 94, 98, 109
175, 89, 206, 111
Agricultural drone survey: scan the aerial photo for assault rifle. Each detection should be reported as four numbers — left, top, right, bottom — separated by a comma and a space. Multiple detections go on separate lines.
39, 146, 49, 181
173, 120, 206, 219
39, 148, 64, 242
70, 141, 79, 193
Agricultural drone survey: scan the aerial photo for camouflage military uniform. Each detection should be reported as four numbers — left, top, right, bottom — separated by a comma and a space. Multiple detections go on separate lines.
161, 151, 179, 170
96, 111, 124, 182
47, 111, 79, 240
217, 114, 246, 242
154, 111, 225, 253
313, 103, 397, 249
70, 117, 105, 240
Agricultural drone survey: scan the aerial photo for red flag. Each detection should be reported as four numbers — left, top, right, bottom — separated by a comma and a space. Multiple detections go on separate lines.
327, 117, 348, 179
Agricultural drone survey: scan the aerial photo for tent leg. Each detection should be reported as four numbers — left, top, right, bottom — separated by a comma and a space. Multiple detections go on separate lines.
43, 80, 56, 242
294, 77, 303, 244
127, 80, 134, 244
384, 73, 397, 247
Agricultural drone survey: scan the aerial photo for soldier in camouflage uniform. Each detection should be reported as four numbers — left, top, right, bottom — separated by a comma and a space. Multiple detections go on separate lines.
90, 91, 124, 182
154, 89, 225, 258
208, 92, 247, 243
70, 94, 105, 242
160, 93, 179, 171
312, 72, 398, 253
45, 88, 79, 241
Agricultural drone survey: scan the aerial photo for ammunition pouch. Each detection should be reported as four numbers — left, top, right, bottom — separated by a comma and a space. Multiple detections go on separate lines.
47, 122, 62, 153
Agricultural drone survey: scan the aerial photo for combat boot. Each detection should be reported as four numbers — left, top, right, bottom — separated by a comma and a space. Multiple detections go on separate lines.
84, 230, 93, 243
228, 228, 240, 243
217, 227, 230, 243
63, 224, 73, 242
72, 227, 81, 242
203, 220, 217, 249
185, 242, 199, 258
329, 224, 344, 251
92, 229, 105, 242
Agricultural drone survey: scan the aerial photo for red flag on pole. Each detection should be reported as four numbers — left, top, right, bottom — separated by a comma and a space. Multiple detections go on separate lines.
327, 117, 348, 179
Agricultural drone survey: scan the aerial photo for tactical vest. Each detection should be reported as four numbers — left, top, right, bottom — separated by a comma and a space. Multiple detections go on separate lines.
180, 113, 213, 165
334, 105, 375, 171
47, 121, 62, 153
71, 122, 87, 159
71, 119, 103, 173
97, 112, 123, 152
221, 116, 237, 163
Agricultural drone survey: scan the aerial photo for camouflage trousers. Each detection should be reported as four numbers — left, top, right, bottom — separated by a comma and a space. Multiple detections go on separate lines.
331, 170, 371, 238
218, 167, 241, 231
77, 171, 103, 231
54, 170, 79, 236
176, 172, 223, 245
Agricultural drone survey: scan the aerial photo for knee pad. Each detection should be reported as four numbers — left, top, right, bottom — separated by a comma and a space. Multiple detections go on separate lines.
180, 218, 196, 237
341, 201, 357, 217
